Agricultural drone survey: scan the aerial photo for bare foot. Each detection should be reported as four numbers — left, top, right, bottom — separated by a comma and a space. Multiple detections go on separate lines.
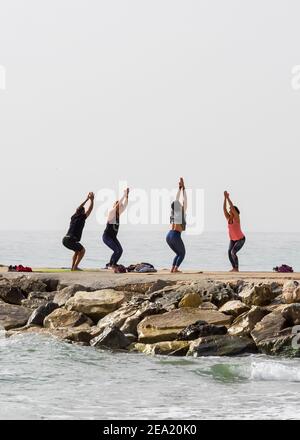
174, 268, 182, 273
229, 268, 239, 272
72, 267, 83, 271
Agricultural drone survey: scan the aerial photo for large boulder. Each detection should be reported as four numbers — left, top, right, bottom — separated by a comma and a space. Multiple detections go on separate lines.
65, 289, 126, 321
137, 308, 231, 343
281, 304, 300, 325
188, 335, 256, 357
131, 341, 190, 356
219, 300, 249, 318
282, 281, 300, 304
44, 308, 93, 329
178, 320, 227, 341
0, 281, 25, 305
0, 303, 32, 330
54, 284, 87, 307
251, 311, 287, 345
27, 302, 59, 326
239, 283, 279, 306
228, 306, 268, 337
91, 325, 131, 350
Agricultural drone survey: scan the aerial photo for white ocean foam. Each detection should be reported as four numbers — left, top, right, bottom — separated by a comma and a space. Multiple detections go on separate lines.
248, 361, 300, 382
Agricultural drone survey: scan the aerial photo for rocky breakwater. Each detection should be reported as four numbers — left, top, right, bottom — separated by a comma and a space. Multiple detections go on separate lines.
1, 275, 300, 358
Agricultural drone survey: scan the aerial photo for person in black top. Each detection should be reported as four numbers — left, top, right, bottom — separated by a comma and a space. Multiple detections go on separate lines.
62, 192, 94, 271
102, 188, 129, 269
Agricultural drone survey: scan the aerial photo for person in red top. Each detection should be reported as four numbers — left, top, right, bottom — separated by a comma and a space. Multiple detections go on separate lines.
223, 191, 246, 272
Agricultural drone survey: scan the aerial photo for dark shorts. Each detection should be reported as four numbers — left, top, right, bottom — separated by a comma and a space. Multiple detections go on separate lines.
62, 236, 83, 252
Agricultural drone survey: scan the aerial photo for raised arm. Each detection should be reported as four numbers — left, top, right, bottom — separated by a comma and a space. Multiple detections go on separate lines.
177, 178, 187, 212
85, 192, 95, 218
223, 192, 230, 220
119, 188, 129, 214
224, 191, 239, 220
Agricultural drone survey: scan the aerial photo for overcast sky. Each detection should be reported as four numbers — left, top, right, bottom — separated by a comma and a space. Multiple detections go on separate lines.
0, 0, 299, 233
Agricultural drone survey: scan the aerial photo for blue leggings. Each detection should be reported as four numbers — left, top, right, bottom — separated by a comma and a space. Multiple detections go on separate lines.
228, 237, 246, 269
166, 230, 186, 268
102, 233, 123, 266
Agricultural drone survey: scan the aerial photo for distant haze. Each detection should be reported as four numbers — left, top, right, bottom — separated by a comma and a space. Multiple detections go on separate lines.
0, 0, 299, 233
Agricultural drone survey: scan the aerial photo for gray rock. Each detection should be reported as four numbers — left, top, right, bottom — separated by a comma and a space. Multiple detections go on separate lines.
91, 325, 131, 350
0, 281, 25, 305
188, 335, 257, 357
27, 302, 59, 326
54, 284, 87, 307
281, 304, 300, 326
251, 311, 287, 345
0, 303, 32, 330
21, 291, 56, 309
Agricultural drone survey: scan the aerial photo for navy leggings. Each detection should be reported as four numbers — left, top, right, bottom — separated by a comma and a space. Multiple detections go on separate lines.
228, 237, 246, 269
102, 233, 123, 266
166, 230, 186, 268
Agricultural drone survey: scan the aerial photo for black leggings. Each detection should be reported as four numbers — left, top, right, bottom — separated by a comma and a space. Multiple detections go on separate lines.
102, 233, 123, 266
228, 237, 246, 269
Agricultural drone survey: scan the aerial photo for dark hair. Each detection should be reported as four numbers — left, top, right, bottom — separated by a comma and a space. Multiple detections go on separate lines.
234, 206, 240, 215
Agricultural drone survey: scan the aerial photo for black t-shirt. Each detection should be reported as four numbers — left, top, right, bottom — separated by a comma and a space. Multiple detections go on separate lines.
67, 213, 86, 241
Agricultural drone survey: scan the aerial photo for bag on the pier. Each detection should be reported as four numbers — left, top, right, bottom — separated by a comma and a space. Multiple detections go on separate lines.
273, 264, 294, 273
113, 264, 127, 273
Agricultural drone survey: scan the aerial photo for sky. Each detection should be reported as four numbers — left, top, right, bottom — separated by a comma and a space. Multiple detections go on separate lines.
0, 0, 300, 233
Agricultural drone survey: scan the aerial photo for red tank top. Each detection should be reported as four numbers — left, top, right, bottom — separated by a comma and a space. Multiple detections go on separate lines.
228, 219, 245, 241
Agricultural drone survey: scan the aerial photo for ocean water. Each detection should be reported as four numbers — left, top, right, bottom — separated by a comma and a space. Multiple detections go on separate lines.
0, 331, 300, 420
0, 230, 299, 272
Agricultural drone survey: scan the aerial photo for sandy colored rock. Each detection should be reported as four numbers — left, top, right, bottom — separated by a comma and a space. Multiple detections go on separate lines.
219, 300, 249, 318
228, 306, 268, 337
65, 289, 126, 321
239, 283, 278, 306
179, 292, 202, 308
44, 308, 92, 329
131, 341, 190, 356
7, 325, 93, 344
137, 308, 231, 343
282, 281, 300, 304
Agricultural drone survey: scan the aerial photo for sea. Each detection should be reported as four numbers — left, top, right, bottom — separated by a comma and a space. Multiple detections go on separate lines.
0, 230, 299, 271
0, 230, 300, 420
